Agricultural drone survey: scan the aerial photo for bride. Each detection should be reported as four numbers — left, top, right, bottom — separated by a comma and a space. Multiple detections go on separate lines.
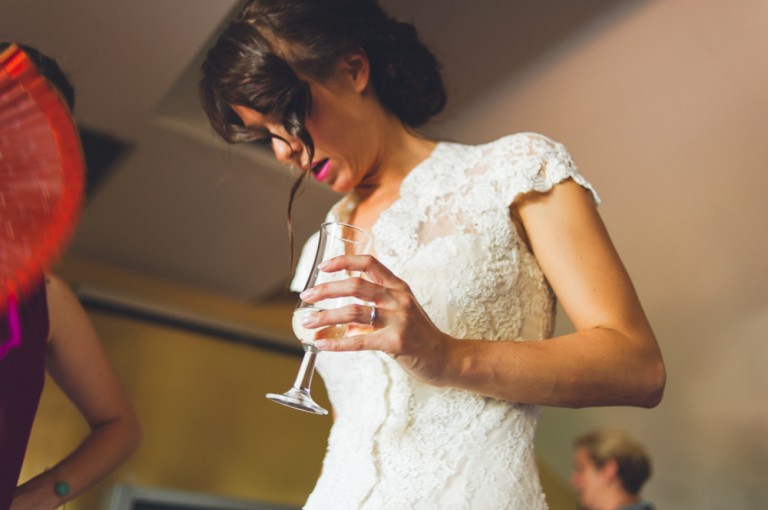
199, 1, 666, 508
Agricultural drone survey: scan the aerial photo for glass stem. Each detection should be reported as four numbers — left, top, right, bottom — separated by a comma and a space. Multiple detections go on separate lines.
293, 345, 319, 391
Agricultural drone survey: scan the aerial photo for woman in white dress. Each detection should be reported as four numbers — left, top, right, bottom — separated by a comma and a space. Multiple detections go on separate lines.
200, 1, 666, 508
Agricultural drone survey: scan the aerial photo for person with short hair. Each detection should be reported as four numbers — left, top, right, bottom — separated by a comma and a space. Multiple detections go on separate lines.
571, 428, 655, 510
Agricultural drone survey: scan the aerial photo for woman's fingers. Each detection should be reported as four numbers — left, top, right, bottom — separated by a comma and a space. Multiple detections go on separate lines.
319, 254, 407, 289
300, 255, 411, 305
301, 302, 379, 329
297, 254, 441, 369
315, 331, 386, 353
301, 277, 382, 305
294, 255, 451, 386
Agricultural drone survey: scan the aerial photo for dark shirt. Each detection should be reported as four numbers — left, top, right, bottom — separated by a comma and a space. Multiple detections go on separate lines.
619, 501, 655, 510
0, 281, 49, 510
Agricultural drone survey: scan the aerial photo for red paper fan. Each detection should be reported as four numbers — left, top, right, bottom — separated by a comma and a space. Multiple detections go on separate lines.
0, 44, 85, 307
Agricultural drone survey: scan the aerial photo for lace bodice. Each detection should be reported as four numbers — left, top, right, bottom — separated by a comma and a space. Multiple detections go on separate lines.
292, 133, 598, 510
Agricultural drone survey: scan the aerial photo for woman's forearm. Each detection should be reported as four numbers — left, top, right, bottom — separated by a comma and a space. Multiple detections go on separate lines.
13, 415, 141, 510
444, 327, 666, 408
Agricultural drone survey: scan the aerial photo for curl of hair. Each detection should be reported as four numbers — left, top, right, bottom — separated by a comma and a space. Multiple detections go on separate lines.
199, 22, 313, 158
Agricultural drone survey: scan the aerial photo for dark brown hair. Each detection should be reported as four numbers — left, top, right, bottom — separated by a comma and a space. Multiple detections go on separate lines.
199, 0, 446, 272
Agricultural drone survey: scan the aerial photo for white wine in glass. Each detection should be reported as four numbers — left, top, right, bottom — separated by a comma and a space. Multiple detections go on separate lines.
291, 307, 349, 347
266, 222, 371, 415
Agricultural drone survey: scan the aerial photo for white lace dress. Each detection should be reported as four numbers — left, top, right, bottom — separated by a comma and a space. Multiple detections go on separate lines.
291, 133, 599, 510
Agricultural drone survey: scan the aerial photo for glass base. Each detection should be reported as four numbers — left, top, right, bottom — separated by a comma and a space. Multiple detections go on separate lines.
266, 387, 328, 415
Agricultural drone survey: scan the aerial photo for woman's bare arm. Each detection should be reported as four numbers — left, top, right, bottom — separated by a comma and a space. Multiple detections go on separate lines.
444, 179, 665, 407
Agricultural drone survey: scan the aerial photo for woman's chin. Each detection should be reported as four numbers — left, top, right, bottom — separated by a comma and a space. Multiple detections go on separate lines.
328, 176, 358, 194
330, 182, 353, 194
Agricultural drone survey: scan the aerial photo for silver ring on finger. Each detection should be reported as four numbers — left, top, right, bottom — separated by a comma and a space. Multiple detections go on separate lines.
368, 304, 377, 327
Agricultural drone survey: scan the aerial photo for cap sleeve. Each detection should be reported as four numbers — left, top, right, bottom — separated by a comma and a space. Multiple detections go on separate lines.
488, 133, 600, 206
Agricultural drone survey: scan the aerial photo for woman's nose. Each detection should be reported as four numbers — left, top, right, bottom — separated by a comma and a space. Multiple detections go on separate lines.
272, 137, 301, 165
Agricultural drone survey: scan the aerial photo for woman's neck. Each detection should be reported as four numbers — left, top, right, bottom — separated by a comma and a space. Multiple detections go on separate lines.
349, 116, 436, 231
355, 116, 436, 200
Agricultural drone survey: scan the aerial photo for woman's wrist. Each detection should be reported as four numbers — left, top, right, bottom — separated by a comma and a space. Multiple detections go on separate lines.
52, 468, 70, 506
439, 334, 469, 388
440, 337, 502, 396
13, 468, 67, 510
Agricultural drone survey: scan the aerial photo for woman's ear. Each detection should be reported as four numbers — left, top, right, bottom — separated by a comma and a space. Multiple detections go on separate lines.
603, 459, 620, 482
341, 50, 370, 93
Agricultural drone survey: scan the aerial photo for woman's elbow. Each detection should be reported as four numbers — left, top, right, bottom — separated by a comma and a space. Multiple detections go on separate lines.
125, 412, 143, 455
638, 358, 666, 408
109, 408, 143, 458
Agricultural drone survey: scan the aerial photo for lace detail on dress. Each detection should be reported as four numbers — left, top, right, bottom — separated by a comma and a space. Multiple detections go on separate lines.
299, 133, 597, 509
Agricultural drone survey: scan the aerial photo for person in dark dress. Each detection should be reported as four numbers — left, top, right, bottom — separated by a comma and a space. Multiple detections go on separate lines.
0, 281, 49, 508
0, 43, 141, 510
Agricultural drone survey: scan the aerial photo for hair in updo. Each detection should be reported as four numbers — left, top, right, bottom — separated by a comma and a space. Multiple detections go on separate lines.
199, 0, 446, 274
200, 0, 445, 146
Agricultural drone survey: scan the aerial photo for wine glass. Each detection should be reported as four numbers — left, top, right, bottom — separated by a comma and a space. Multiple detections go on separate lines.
266, 221, 372, 415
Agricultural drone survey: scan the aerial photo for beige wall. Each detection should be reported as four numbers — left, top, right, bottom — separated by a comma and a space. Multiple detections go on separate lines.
428, 1, 767, 508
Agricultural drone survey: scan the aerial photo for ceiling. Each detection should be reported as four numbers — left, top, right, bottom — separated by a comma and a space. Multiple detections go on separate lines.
0, 0, 620, 301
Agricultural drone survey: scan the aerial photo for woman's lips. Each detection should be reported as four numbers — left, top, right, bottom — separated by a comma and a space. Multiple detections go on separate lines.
311, 158, 331, 182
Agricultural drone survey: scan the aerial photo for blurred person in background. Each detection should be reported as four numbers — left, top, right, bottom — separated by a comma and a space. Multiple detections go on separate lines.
571, 428, 655, 510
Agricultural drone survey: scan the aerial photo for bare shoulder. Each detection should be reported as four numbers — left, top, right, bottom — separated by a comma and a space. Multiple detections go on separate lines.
44, 272, 90, 344
44, 272, 70, 302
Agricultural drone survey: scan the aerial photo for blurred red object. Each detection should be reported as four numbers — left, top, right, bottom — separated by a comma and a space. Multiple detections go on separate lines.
0, 44, 85, 308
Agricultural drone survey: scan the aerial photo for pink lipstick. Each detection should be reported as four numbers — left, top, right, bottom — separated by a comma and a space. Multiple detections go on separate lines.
312, 158, 331, 182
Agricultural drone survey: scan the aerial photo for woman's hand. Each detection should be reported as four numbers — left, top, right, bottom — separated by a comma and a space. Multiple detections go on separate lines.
298, 254, 454, 386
